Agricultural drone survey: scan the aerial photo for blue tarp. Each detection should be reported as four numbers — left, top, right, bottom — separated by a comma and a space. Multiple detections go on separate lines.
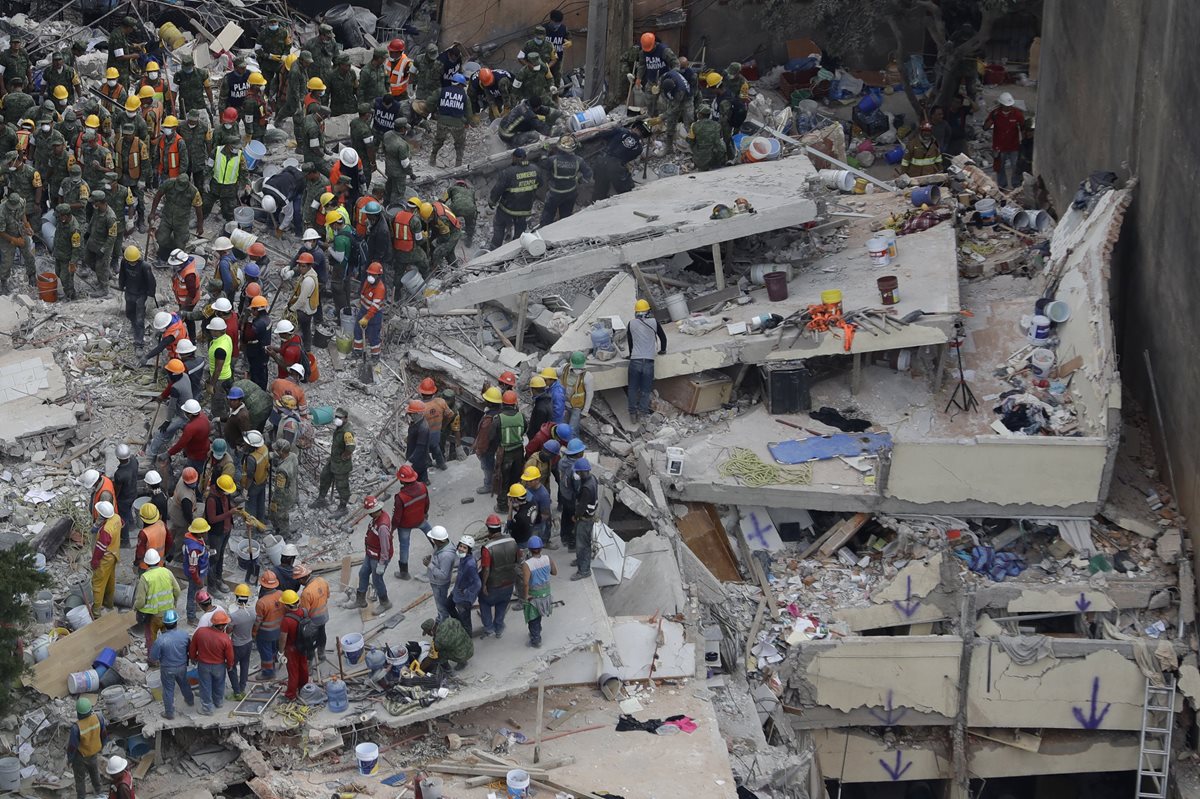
768, 433, 894, 464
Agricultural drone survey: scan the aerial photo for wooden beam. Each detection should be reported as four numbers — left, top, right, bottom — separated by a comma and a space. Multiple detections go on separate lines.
817, 512, 872, 558
514, 291, 529, 353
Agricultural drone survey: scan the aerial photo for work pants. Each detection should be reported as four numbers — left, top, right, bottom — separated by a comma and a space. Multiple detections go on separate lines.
256, 632, 279, 677
394, 521, 432, 567
83, 246, 113, 293
489, 208, 527, 250
428, 430, 447, 469
453, 599, 474, 638
430, 230, 462, 272
124, 293, 148, 347
186, 578, 204, 623
431, 582, 453, 623
431, 119, 466, 164
540, 190, 577, 226
54, 257, 77, 299
995, 150, 1019, 189
143, 613, 164, 652
70, 752, 101, 799
230, 642, 252, 694
627, 357, 655, 416
479, 584, 513, 635
592, 155, 632, 201
458, 212, 477, 245
247, 353, 269, 389
527, 613, 543, 647
560, 502, 576, 549
494, 447, 525, 504
318, 463, 351, 504
284, 647, 308, 699
160, 664, 194, 716
196, 660, 227, 712
478, 451, 495, 492
91, 557, 116, 615
156, 217, 191, 261
206, 531, 228, 592
353, 308, 383, 355
574, 517, 595, 577
357, 555, 389, 603
246, 482, 267, 524
0, 238, 36, 290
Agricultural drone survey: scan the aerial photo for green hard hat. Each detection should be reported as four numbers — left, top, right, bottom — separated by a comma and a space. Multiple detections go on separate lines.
570, 351, 586, 368
76, 697, 92, 715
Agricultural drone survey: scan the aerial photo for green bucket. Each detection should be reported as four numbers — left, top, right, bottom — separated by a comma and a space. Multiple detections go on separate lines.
311, 406, 335, 425
336, 335, 353, 355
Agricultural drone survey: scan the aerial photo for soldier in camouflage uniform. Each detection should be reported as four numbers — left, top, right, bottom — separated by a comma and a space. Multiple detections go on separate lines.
382, 119, 414, 207
84, 191, 119, 296
269, 438, 299, 537
409, 44, 442, 107
79, 129, 115, 189
301, 161, 328, 229
276, 51, 312, 123
58, 163, 89, 218
0, 193, 35, 293
313, 407, 354, 511
350, 103, 378, 180
44, 132, 75, 203
4, 151, 42, 224
511, 52, 553, 109
255, 17, 291, 102
326, 54, 359, 116
148, 175, 204, 261
391, 197, 427, 288
688, 112, 727, 172
0, 39, 32, 96
114, 121, 149, 227
180, 110, 212, 193
442, 179, 478, 246
358, 48, 390, 109
51, 202, 82, 299
298, 105, 330, 171
58, 110, 80, 150
174, 55, 213, 119
101, 172, 136, 275
520, 27, 556, 71
2, 77, 35, 127
43, 51, 81, 104
0, 121, 16, 159
306, 24, 342, 83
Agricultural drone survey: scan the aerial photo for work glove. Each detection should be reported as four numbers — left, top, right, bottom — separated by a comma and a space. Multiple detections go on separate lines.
626, 73, 635, 83
358, 317, 368, 328
375, 561, 388, 576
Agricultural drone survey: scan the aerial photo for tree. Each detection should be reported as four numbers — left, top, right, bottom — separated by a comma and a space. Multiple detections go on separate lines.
0, 544, 51, 716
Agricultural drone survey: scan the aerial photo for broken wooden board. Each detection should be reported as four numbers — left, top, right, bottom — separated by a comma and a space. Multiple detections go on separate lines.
675, 503, 742, 583
24, 611, 133, 698
817, 512, 872, 558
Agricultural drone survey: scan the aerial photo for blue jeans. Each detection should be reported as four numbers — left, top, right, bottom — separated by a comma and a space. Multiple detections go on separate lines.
574, 518, 595, 576
160, 664, 193, 715
568, 408, 582, 433
197, 661, 227, 712
247, 483, 267, 523
528, 614, 543, 646
358, 555, 389, 602
479, 451, 495, 491
149, 415, 186, 456
429, 430, 446, 468
431, 582, 452, 622
256, 633, 279, 677
995, 150, 1019, 189
230, 642, 252, 694
186, 579, 205, 622
207, 532, 227, 591
395, 521, 432, 565
627, 358, 655, 416
453, 600, 474, 638
479, 584, 513, 634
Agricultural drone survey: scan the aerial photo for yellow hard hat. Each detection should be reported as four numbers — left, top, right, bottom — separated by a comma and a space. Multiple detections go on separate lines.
124, 245, 141, 262
326, 207, 348, 226
407, 195, 421, 206
418, 202, 433, 220
521, 466, 541, 482
507, 483, 528, 499
85, 114, 101, 129
319, 191, 335, 207
161, 115, 179, 129
706, 72, 723, 88
146, 61, 160, 72
482, 386, 503, 404
635, 299, 651, 312
216, 474, 237, 494
249, 72, 267, 86
52, 85, 69, 100
188, 518, 211, 534
139, 503, 160, 523
234, 583, 252, 598
280, 589, 300, 606
124, 96, 140, 111
539, 367, 558, 380
105, 67, 119, 80
306, 77, 326, 91
137, 85, 155, 99
529, 375, 546, 389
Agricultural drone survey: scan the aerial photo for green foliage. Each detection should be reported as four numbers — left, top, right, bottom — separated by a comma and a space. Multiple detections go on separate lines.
0, 544, 51, 715
759, 0, 905, 59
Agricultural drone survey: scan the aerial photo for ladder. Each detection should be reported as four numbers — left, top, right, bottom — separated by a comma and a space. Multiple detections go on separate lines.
1136, 674, 1176, 799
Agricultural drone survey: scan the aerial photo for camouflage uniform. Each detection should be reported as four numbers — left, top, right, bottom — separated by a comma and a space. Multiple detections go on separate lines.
689, 117, 726, 172
0, 193, 35, 291
180, 112, 212, 191
83, 192, 119, 295
511, 54, 552, 108
301, 166, 328, 229
350, 107, 378, 179
358, 50, 390, 108
51, 203, 82, 299
409, 47, 442, 106
269, 444, 299, 537
101, 173, 136, 276
276, 53, 312, 122
255, 19, 291, 100
44, 134, 76, 202
153, 176, 203, 261
79, 132, 115, 189
174, 57, 212, 118
306, 26, 341, 82
58, 164, 89, 216
298, 109, 328, 171
326, 55, 359, 116
443, 183, 478, 246
316, 410, 354, 509
382, 126, 414, 207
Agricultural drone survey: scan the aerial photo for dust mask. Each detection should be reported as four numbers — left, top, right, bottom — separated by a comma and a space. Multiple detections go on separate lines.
223, 123, 233, 130
107, 79, 117, 87
57, 100, 67, 108
40, 124, 49, 132
457, 551, 466, 559
126, 110, 137, 119
334, 418, 343, 427
532, 64, 541, 71
148, 71, 159, 80
366, 276, 376, 284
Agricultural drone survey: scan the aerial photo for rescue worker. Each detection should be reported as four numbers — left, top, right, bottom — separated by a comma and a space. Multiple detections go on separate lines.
253, 570, 284, 678
700, 72, 735, 161
570, 458, 600, 580
688, 109, 727, 172
559, 351, 594, 430
206, 316, 234, 418
419, 616, 473, 671
296, 564, 330, 660
474, 386, 502, 495
149, 610, 193, 719
659, 68, 694, 152
5, 148, 42, 218
511, 51, 552, 109
180, 110, 212, 192
520, 26, 556, 71
106, 16, 141, 87
183, 517, 210, 623
352, 496, 392, 614
148, 176, 204, 262
634, 32, 679, 114
307, 24, 341, 82
359, 47, 390, 108
278, 589, 309, 700
220, 57, 252, 111
442, 179, 478, 246
83, 191, 119, 296
134, 548, 179, 650
469, 66, 513, 121
901, 120, 943, 177
114, 123, 148, 229
51, 202, 82, 300
328, 147, 366, 208
91, 501, 121, 615
67, 698, 108, 799
488, 148, 540, 249
116, 245, 153, 348
244, 294, 272, 388
0, 191, 33, 293
521, 536, 556, 647
382, 118, 415, 206
214, 107, 242, 150
451, 534, 481, 636
409, 43, 443, 106
255, 17, 292, 99
188, 609, 234, 715
327, 53, 359, 115
385, 38, 413, 101
539, 134, 590, 225
80, 468, 116, 521
269, 437, 299, 539
627, 297, 668, 419
137, 61, 174, 116
288, 250, 320, 351
100, 172, 137, 279
0, 39, 31, 96
208, 142, 247, 222
277, 51, 313, 123
373, 91, 402, 139
425, 198, 462, 272
315, 407, 354, 511
353, 261, 386, 358
241, 429, 270, 523
59, 163, 89, 218
592, 120, 648, 200
260, 160, 305, 236
429, 73, 472, 167
389, 196, 427, 291
1, 77, 35, 125
45, 131, 75, 205
227, 584, 255, 699
404, 399, 432, 484
242, 72, 271, 143
497, 96, 550, 147
478, 515, 517, 637
111, 443, 139, 543
298, 104, 330, 170
156, 115, 189, 185
205, 474, 239, 591
350, 103, 378, 178
175, 56, 215, 117
494, 390, 527, 510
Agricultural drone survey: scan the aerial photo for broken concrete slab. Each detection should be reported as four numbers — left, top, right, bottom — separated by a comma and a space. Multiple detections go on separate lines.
0, 347, 74, 445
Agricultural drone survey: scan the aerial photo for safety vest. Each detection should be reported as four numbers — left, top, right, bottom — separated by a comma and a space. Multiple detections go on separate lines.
75, 714, 102, 757
387, 54, 412, 96
303, 93, 319, 112
142, 103, 163, 140
91, 476, 115, 517
431, 201, 460, 233
359, 279, 385, 316
353, 194, 378, 236
499, 411, 524, 450
140, 521, 167, 569
391, 209, 415, 251
140, 77, 169, 107
100, 82, 125, 105
213, 149, 241, 185
15, 128, 31, 154
159, 136, 183, 177
163, 318, 188, 358
172, 262, 198, 305
247, 446, 270, 485
561, 365, 587, 408
256, 590, 284, 634
140, 565, 176, 613
208, 333, 233, 380
483, 537, 519, 589
119, 134, 142, 180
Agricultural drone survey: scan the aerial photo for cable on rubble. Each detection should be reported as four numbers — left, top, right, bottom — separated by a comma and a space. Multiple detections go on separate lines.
718, 447, 813, 487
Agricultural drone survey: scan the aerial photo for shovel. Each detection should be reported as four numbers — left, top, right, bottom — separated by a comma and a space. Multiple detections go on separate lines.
358, 341, 374, 384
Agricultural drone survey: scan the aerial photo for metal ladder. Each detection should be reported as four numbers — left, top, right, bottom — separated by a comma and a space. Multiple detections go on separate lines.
1136, 674, 1176, 799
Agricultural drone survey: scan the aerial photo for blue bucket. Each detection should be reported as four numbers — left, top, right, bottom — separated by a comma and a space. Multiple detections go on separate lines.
244, 140, 266, 170
125, 734, 151, 758
884, 144, 905, 165
911, 186, 942, 206
856, 91, 881, 114
93, 646, 117, 672
311, 405, 335, 425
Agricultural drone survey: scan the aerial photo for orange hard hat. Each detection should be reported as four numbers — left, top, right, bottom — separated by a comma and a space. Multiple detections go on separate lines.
248, 242, 267, 257
181, 467, 199, 484
366, 261, 383, 275
419, 377, 437, 394
259, 571, 279, 589
407, 399, 426, 413
296, 252, 315, 264
498, 370, 517, 387
245, 282, 262, 298
165, 358, 186, 374
478, 67, 494, 87
250, 295, 269, 309
640, 32, 655, 52
211, 610, 231, 625
501, 390, 518, 405
388, 38, 405, 53
397, 464, 418, 482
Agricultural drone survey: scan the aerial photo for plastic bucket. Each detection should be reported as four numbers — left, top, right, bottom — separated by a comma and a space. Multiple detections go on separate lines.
311, 405, 335, 425
911, 186, 941, 206
229, 228, 257, 253
235, 539, 260, 571
867, 238, 890, 267
30, 634, 51, 663
340, 307, 356, 338
243, 140, 267, 171
326, 678, 348, 712
818, 169, 855, 192
884, 144, 905, 165
1028, 314, 1050, 342
763, 271, 789, 302
0, 757, 19, 792
262, 534, 284, 566
68, 669, 100, 694
1028, 209, 1052, 232
975, 198, 997, 225
342, 633, 365, 664
1045, 300, 1070, 323
506, 769, 531, 798
877, 275, 899, 305
124, 734, 151, 758
820, 289, 843, 312
1030, 347, 1055, 378
568, 106, 606, 132
93, 646, 118, 672
744, 137, 780, 163
856, 92, 881, 113
665, 292, 689, 322
400, 268, 425, 297
66, 604, 92, 630
355, 742, 379, 775
101, 685, 128, 716
520, 230, 546, 256
998, 204, 1030, 229
233, 205, 255, 230
313, 325, 333, 348
32, 590, 53, 624
419, 777, 444, 799
750, 263, 792, 284
883, 229, 898, 258
37, 272, 58, 303
113, 584, 135, 609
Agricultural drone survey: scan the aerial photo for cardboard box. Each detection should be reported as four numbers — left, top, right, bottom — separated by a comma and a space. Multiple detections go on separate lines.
657, 370, 733, 414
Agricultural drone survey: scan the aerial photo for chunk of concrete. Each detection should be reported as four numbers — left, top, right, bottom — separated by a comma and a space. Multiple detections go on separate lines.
1157, 529, 1182, 565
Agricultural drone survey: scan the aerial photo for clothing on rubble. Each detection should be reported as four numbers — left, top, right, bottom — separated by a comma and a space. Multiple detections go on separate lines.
808, 406, 871, 433
615, 713, 697, 734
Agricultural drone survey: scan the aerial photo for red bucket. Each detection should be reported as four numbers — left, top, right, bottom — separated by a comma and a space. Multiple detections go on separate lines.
764, 271, 789, 302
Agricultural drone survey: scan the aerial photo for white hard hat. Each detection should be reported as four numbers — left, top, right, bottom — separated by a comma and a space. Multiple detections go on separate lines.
106, 755, 128, 775
152, 311, 172, 331
214, 236, 233, 250
275, 320, 295, 335
115, 443, 131, 460
143, 549, 161, 566
282, 543, 299, 558
167, 249, 189, 266
144, 469, 162, 486
79, 469, 101, 489
206, 317, 227, 332
998, 91, 1015, 107
280, 267, 295, 281
260, 195, 277, 213
339, 147, 358, 168
288, 362, 305, 377
243, 430, 264, 447
301, 228, 321, 241
458, 534, 476, 549
176, 339, 197, 355
212, 297, 233, 313
181, 399, 202, 415
429, 525, 449, 542
94, 500, 115, 519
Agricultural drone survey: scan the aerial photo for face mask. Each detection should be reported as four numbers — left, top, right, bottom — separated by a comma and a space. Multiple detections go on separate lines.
334, 418, 343, 427
183, 66, 192, 73
367, 276, 376, 284
41, 124, 49, 132
57, 100, 67, 108
268, 24, 279, 31
303, 241, 314, 250
457, 551, 466, 559
126, 110, 137, 119
163, 129, 174, 138
223, 123, 233, 130
148, 71, 158, 80
107, 79, 117, 87
532, 65, 542, 71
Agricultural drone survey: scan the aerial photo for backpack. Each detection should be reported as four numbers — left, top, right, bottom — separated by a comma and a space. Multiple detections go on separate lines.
296, 412, 316, 450
289, 608, 319, 658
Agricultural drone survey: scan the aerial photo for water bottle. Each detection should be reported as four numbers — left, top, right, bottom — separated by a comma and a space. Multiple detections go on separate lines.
590, 322, 614, 355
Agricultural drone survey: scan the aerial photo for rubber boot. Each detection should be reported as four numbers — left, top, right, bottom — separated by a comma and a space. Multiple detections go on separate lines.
374, 599, 393, 616
336, 498, 348, 513
394, 563, 410, 580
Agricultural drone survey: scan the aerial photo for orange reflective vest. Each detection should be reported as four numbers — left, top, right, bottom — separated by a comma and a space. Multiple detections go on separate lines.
359, 278, 386, 321
159, 136, 183, 178
15, 129, 31, 154
255, 590, 285, 634
100, 83, 125, 106
387, 54, 412, 96
139, 521, 167, 569
353, 195, 378, 236
91, 476, 116, 518
163, 318, 188, 358
172, 262, 198, 306
119, 134, 143, 180
391, 209, 415, 251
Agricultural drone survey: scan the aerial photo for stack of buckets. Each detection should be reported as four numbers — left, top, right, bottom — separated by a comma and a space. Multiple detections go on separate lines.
68, 646, 118, 695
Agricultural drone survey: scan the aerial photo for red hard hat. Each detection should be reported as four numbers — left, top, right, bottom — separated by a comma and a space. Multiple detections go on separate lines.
407, 399, 426, 413
221, 107, 238, 123
498, 370, 517, 387
367, 261, 384, 275
478, 67, 494, 87
182, 467, 199, 484
486, 513, 502, 527
296, 252, 315, 264
501, 390, 518, 405
640, 32, 655, 52
363, 495, 380, 511
248, 242, 267, 257
245, 282, 261, 298
419, 377, 437, 394
397, 464, 418, 482
388, 38, 405, 53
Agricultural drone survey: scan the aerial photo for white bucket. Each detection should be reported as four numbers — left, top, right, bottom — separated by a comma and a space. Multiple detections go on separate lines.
975, 198, 997, 225
665, 292, 689, 322
260, 534, 283, 566
665, 447, 685, 476
818, 169, 855, 192
1030, 347, 1055, 378
883, 228, 898, 258
1045, 300, 1070, 323
998, 204, 1030, 229
750, 263, 793, 284
1028, 314, 1050, 342
506, 769, 531, 798
568, 105, 606, 132
341, 632, 365, 664
233, 205, 255, 230
867, 238, 890, 267
113, 583, 135, 608
30, 634, 51, 663
32, 590, 53, 624
400, 268, 426, 297
68, 669, 100, 694
355, 742, 379, 775
101, 685, 128, 716
520, 230, 546, 257
744, 136, 780, 163
66, 604, 92, 630
1029, 209, 1052, 232
0, 757, 19, 792
229, 227, 258, 252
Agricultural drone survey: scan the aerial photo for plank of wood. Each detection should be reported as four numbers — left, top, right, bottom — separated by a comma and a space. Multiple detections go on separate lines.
24, 611, 134, 697
338, 556, 352, 592
817, 512, 872, 558
134, 751, 155, 778
530, 777, 606, 799
427, 764, 550, 778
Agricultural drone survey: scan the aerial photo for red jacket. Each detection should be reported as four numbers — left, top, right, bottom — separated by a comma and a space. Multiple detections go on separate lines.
985, 107, 1025, 152
524, 421, 558, 459
392, 482, 429, 528
281, 610, 308, 656
278, 335, 303, 378
169, 413, 211, 460
365, 511, 392, 561
189, 626, 235, 666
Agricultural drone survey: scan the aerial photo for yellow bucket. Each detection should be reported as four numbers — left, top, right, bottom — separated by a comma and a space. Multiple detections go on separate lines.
158, 22, 186, 51
853, 177, 868, 194
820, 289, 843, 306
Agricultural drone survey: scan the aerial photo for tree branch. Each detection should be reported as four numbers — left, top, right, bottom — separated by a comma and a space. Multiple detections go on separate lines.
887, 14, 924, 120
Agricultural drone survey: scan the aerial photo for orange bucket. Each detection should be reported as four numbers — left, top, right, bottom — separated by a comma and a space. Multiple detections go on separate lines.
37, 272, 59, 303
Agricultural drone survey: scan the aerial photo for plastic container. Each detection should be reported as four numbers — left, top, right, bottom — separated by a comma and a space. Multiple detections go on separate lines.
93, 646, 118, 672
506, 769, 531, 798
364, 648, 387, 671
1030, 347, 1055, 378
113, 583, 135, 609
568, 106, 606, 132
665, 292, 689, 322
744, 137, 781, 163
244, 140, 266, 170
883, 229, 898, 258
867, 238, 891, 267
311, 405, 335, 425
235, 539, 261, 572
911, 186, 941, 206
519, 230, 546, 256
101, 685, 128, 716
0, 757, 19, 792
68, 669, 100, 694
1028, 314, 1050, 342
340, 307, 356, 338
820, 289, 843, 313
342, 633, 365, 665
665, 447, 685, 477
32, 590, 53, 624
884, 144, 905, 165
750, 263, 793, 284
30, 634, 51, 663
419, 777, 444, 799
66, 605, 92, 631
1045, 300, 1070, 323
355, 742, 379, 775
1028, 209, 1052, 232
975, 198, 997, 225
998, 204, 1030, 229
124, 734, 151, 758
37, 272, 58, 303
326, 678, 348, 712
233, 205, 255, 230
818, 169, 855, 192
158, 22, 186, 50
229, 228, 257, 253
855, 91, 881, 114
400, 268, 425, 298
877, 275, 899, 305
763, 271, 789, 301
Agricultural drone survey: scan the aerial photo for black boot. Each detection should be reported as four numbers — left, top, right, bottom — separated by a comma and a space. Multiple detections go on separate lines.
311, 495, 328, 508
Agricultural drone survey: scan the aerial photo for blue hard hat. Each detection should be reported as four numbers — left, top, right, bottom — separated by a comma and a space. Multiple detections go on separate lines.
244, 263, 261, 278
450, 73, 467, 85
163, 609, 178, 625
211, 438, 227, 457
527, 536, 543, 550
564, 438, 585, 456
228, 387, 245, 400
573, 457, 591, 472
364, 200, 382, 214
543, 439, 561, 455
554, 423, 572, 440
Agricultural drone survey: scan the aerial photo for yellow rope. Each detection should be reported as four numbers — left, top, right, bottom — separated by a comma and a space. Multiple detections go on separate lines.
718, 448, 812, 487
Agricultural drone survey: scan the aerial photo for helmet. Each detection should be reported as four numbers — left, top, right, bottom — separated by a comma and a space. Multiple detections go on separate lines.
249, 72, 267, 86
288, 362, 305, 377
565, 438, 585, 455
458, 534, 475, 549
164, 357, 184, 374
635, 299, 651, 312
205, 317, 227, 332
153, 312, 172, 332
364, 200, 382, 215
292, 563, 312, 579
640, 32, 656, 51
217, 474, 237, 494
280, 590, 300, 606
211, 438, 228, 457
521, 466, 541, 481
76, 698, 93, 715
482, 386, 503, 404
363, 495, 381, 512
388, 38, 405, 53
105, 67, 119, 80
302, 228, 321, 241
146, 61, 161, 72
143, 549, 161, 566
221, 107, 238, 123
243, 430, 265, 448
283, 544, 300, 562
307, 77, 327, 91
275, 319, 295, 334
530, 375, 546, 389
212, 297, 233, 313
397, 465, 418, 482
543, 439, 561, 455
250, 295, 269, 310
998, 91, 1015, 107
555, 423, 572, 440
196, 591, 212, 608
163, 609, 179, 625
95, 501, 115, 519
339, 148, 358, 168
280, 395, 297, 409
249, 242, 267, 258
188, 518, 210, 533
499, 371, 517, 387
139, 503, 160, 523
419, 377, 437, 394
450, 73, 467, 85
539, 367, 558, 381
84, 114, 101, 129
486, 514, 502, 528
234, 583, 252, 598
161, 116, 179, 131
124, 96, 141, 111
211, 610, 230, 625
705, 72, 723, 88
407, 195, 422, 207
428, 525, 449, 541
80, 468, 101, 489
501, 390, 518, 405
214, 236, 233, 250
116, 443, 131, 460
507, 483, 527, 499
527, 536, 544, 550
418, 202, 433, 220
259, 571, 279, 588
406, 399, 426, 413
181, 467, 199, 484
574, 457, 592, 472
319, 191, 335, 207
145, 470, 162, 486
478, 67, 494, 87
168, 249, 190, 266
176, 340, 197, 355
137, 86, 154, 99
558, 134, 578, 152
53, 85, 69, 100
571, 351, 586, 368
260, 195, 277, 213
